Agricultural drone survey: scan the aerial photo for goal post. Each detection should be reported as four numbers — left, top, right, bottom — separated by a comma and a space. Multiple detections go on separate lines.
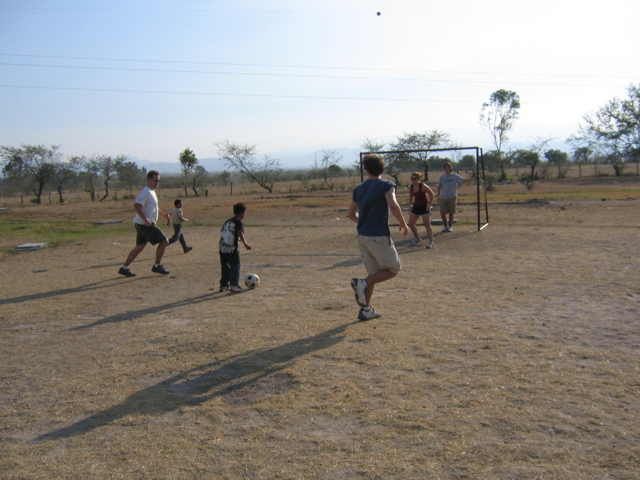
358, 147, 489, 231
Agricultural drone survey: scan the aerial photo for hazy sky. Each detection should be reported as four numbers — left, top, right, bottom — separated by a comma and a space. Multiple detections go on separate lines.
1, 0, 639, 168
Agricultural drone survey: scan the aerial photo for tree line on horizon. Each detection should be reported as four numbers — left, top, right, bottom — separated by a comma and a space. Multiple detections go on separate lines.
2, 84, 639, 203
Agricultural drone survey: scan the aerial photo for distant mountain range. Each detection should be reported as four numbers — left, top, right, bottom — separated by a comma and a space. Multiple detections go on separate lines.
131, 148, 361, 174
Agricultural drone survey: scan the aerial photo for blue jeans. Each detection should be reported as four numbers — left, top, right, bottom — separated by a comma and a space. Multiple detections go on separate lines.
219, 251, 241, 287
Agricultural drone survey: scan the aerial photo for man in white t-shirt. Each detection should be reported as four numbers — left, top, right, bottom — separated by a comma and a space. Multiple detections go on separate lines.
118, 170, 172, 277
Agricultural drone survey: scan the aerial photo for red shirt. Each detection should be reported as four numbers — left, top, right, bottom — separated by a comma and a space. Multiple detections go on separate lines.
410, 183, 429, 207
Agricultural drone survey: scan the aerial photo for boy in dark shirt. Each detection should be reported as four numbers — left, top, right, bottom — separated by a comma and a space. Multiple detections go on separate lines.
219, 203, 252, 292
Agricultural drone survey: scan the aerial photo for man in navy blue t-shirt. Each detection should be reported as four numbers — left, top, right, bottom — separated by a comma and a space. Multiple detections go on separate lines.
348, 154, 409, 321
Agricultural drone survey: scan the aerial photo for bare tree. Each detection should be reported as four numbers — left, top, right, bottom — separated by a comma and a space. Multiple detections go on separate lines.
215, 140, 282, 193
389, 130, 453, 183
91, 154, 125, 201
312, 149, 343, 190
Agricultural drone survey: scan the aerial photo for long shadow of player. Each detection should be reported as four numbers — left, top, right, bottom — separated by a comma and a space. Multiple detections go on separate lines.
0, 278, 128, 306
69, 292, 220, 330
34, 322, 356, 443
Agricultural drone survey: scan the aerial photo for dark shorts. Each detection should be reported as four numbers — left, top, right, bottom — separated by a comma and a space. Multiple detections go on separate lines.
411, 204, 430, 216
135, 223, 167, 246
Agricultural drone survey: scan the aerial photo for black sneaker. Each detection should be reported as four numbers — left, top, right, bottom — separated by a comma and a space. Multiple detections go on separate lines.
151, 264, 170, 275
118, 267, 136, 277
184, 247, 193, 254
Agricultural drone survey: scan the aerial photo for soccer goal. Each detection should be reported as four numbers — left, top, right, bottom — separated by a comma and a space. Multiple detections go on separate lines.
358, 146, 489, 231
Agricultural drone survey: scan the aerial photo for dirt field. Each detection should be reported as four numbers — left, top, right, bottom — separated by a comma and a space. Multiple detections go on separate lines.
1, 180, 639, 479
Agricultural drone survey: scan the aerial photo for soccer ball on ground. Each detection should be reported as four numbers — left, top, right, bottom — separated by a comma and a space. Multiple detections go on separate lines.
244, 273, 260, 289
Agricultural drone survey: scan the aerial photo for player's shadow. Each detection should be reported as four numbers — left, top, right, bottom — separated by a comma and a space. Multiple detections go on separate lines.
34, 322, 356, 443
321, 256, 363, 271
395, 228, 478, 254
0, 278, 130, 306
69, 292, 220, 330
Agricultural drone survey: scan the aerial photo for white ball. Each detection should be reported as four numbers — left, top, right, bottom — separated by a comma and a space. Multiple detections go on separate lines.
244, 273, 260, 289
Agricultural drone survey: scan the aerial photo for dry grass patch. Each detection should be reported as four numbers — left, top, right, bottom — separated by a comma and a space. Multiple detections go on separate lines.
1, 178, 639, 479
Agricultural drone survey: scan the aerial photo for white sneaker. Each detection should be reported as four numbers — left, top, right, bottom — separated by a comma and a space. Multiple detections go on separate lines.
448, 226, 453, 232
410, 238, 422, 246
351, 278, 367, 307
230, 285, 243, 293
358, 307, 382, 321
426, 242, 434, 249
441, 226, 449, 233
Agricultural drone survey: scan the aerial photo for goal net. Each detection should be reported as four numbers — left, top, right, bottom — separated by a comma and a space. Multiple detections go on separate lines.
358, 147, 489, 231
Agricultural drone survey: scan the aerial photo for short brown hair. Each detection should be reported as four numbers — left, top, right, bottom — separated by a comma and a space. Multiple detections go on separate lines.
362, 153, 385, 176
147, 170, 160, 180
442, 162, 452, 171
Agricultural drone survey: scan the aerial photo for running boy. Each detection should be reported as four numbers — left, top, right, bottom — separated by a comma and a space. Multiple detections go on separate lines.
168, 199, 193, 254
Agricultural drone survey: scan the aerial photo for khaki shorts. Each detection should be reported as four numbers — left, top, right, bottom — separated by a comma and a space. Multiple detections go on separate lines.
357, 235, 401, 276
439, 196, 457, 215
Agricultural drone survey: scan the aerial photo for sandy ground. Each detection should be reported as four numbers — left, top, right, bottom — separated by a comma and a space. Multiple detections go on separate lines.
1, 193, 639, 479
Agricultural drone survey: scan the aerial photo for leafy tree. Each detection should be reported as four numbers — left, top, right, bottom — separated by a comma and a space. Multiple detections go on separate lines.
428, 155, 452, 172
480, 89, 521, 180
571, 83, 640, 176
569, 145, 592, 177
545, 149, 570, 178
0, 144, 62, 203
216, 170, 231, 186
116, 160, 145, 196
388, 130, 453, 184
53, 156, 83, 203
312, 149, 343, 190
178, 148, 199, 197
189, 165, 207, 196
458, 154, 477, 171
214, 140, 282, 193
482, 150, 503, 173
328, 164, 344, 177
510, 149, 540, 179
77, 156, 100, 202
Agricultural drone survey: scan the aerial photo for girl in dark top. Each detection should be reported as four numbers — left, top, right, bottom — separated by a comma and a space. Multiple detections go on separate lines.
407, 172, 435, 249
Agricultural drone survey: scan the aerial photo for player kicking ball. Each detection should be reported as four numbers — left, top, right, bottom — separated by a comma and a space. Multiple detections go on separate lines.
348, 154, 409, 321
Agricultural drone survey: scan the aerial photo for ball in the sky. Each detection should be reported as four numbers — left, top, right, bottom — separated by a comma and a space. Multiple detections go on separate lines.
376, 12, 381, 16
